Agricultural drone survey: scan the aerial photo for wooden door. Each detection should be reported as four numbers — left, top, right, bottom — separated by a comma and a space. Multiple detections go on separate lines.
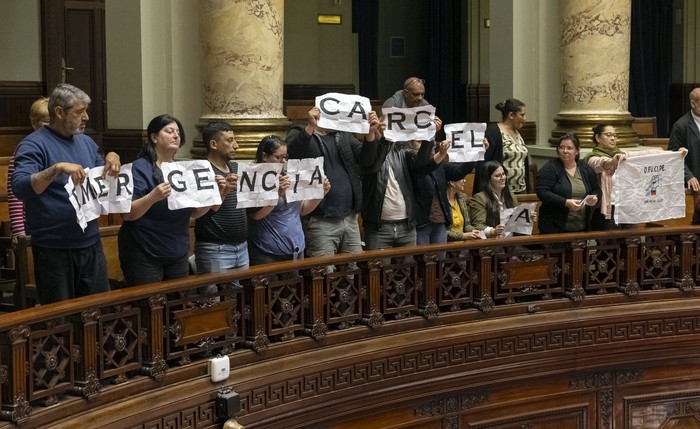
41, 0, 106, 145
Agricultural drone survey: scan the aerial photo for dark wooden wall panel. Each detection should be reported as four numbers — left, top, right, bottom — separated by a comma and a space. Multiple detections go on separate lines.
669, 83, 699, 127
465, 83, 490, 123
0, 81, 45, 156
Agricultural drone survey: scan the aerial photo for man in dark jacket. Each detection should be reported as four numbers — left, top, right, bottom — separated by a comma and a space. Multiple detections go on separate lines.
287, 107, 386, 257
362, 138, 439, 250
412, 140, 477, 244
668, 87, 700, 223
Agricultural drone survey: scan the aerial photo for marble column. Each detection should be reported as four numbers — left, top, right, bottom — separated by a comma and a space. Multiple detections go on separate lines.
550, 0, 637, 147
192, 0, 290, 160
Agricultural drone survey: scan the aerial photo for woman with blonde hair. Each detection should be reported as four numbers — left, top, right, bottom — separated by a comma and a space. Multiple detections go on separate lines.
7, 97, 49, 238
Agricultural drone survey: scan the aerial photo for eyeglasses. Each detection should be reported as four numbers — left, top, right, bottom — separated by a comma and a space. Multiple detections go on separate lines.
492, 172, 507, 179
602, 132, 618, 138
269, 153, 288, 161
558, 146, 577, 152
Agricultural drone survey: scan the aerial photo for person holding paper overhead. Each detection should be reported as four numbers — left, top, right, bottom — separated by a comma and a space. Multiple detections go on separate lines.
362, 137, 439, 249
536, 133, 600, 234
473, 98, 530, 195
248, 136, 331, 266
287, 105, 387, 259
469, 161, 522, 237
118, 114, 223, 287
11, 84, 120, 304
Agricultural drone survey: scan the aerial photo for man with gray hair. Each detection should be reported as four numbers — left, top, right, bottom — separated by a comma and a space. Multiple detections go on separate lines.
12, 83, 121, 304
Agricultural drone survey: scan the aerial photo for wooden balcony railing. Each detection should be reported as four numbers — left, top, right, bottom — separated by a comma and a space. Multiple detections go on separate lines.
0, 226, 698, 427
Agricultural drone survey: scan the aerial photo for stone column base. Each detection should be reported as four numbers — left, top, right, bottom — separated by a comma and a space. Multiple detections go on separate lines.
191, 116, 292, 161
549, 112, 638, 148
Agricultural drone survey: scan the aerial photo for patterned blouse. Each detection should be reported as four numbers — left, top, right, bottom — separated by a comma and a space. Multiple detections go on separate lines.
501, 131, 528, 194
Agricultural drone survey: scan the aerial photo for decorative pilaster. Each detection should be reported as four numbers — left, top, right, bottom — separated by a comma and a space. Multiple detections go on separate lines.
550, 0, 637, 147
193, 0, 290, 160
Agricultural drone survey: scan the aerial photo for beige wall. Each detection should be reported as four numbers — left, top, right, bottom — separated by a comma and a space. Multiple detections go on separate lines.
489, 0, 560, 149
467, 0, 490, 85
283, 0, 358, 90
0, 0, 41, 81
106, 0, 143, 129
105, 0, 200, 157
682, 0, 700, 82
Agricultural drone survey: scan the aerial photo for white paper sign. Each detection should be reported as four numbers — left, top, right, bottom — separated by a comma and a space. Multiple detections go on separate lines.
443, 122, 487, 162
316, 92, 372, 134
285, 157, 325, 202
382, 105, 437, 142
236, 162, 284, 208
160, 160, 222, 210
613, 151, 685, 223
501, 202, 537, 236
66, 164, 134, 231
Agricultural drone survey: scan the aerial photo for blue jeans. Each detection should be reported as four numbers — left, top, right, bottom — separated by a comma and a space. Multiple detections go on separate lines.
416, 223, 448, 245
194, 241, 249, 274
194, 241, 249, 295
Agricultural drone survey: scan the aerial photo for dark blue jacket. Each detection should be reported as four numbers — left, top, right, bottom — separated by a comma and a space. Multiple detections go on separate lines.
413, 161, 476, 228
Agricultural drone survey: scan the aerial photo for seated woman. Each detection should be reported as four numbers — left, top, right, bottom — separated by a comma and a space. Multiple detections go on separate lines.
446, 176, 480, 241
585, 124, 664, 230
248, 136, 330, 266
469, 160, 520, 238
536, 133, 601, 234
118, 114, 225, 287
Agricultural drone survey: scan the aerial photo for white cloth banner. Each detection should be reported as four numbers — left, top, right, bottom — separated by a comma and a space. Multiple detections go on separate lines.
160, 160, 222, 210
443, 122, 487, 162
236, 162, 284, 208
65, 164, 134, 231
316, 92, 371, 134
285, 157, 325, 202
382, 105, 436, 142
613, 151, 685, 223
501, 203, 537, 236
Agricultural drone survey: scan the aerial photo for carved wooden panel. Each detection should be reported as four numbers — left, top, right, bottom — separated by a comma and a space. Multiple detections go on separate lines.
100, 306, 142, 379
381, 257, 419, 319
29, 322, 73, 403
439, 250, 476, 310
324, 263, 363, 330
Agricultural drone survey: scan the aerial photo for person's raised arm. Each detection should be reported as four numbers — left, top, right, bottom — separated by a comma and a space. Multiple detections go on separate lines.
287, 107, 320, 159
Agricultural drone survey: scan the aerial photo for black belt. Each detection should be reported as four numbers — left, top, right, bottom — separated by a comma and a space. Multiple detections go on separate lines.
378, 218, 409, 225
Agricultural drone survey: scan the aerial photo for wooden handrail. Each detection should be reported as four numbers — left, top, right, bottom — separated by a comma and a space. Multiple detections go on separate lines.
0, 226, 699, 425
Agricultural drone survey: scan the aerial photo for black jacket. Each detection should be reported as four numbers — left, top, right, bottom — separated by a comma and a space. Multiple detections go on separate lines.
536, 158, 601, 234
362, 140, 438, 227
287, 125, 387, 217
413, 161, 476, 228
668, 111, 700, 184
